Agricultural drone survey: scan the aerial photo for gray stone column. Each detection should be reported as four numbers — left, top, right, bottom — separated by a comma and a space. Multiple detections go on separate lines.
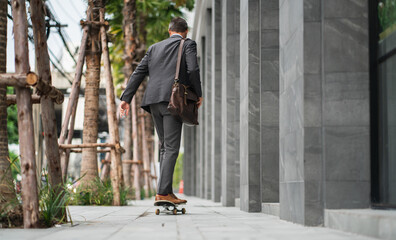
198, 36, 206, 198
239, 0, 262, 212
279, 0, 304, 224
322, 0, 370, 210
192, 127, 197, 196
195, 121, 201, 197
204, 9, 212, 200
260, 0, 279, 203
211, 0, 222, 203
183, 126, 192, 196
303, 0, 323, 225
279, 0, 370, 226
221, 0, 240, 207
191, 127, 197, 196
184, 126, 197, 196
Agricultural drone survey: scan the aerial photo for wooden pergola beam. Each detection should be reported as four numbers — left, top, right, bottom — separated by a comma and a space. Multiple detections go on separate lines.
7, 94, 41, 106
0, 71, 64, 104
59, 142, 125, 153
122, 160, 143, 165
59, 142, 116, 149
70, 148, 111, 153
0, 72, 38, 87
80, 20, 109, 26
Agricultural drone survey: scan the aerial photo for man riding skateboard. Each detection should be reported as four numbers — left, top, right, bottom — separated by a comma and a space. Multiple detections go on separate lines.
119, 17, 203, 205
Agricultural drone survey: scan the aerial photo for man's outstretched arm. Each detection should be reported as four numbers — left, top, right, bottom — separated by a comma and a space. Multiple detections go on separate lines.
119, 47, 151, 117
120, 47, 151, 104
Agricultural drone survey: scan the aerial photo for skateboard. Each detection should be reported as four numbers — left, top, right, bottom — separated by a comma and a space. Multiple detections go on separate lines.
154, 200, 186, 215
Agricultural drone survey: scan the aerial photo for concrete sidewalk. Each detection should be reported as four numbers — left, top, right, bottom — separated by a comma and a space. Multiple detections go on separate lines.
0, 196, 377, 240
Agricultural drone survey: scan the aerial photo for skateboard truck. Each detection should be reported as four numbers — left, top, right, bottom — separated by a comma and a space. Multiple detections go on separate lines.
154, 200, 186, 215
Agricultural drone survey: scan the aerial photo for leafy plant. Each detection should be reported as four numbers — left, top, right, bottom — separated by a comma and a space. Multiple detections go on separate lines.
0, 152, 22, 228
7, 87, 18, 144
1, 158, 70, 228
8, 151, 20, 181
39, 174, 70, 227
173, 152, 183, 190
378, 0, 396, 32
0, 197, 23, 228
69, 177, 132, 206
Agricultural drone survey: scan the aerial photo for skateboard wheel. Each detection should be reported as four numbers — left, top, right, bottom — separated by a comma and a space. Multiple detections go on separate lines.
172, 209, 177, 215
182, 208, 186, 214
155, 209, 160, 215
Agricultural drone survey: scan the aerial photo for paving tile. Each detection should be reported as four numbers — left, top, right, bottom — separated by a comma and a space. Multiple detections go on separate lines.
0, 196, 377, 240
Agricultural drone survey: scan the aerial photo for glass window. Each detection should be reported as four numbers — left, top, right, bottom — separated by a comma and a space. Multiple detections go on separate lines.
375, 0, 396, 207
378, 0, 396, 39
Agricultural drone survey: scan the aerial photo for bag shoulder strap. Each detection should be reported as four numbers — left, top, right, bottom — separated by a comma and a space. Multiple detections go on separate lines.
175, 38, 185, 82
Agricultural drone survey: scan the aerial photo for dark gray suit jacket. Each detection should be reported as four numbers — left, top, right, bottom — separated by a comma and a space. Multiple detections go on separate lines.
120, 34, 202, 113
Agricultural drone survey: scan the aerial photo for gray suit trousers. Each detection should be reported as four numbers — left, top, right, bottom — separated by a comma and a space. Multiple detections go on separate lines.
150, 102, 182, 195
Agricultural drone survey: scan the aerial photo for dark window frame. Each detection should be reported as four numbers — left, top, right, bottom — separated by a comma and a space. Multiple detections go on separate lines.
369, 0, 396, 209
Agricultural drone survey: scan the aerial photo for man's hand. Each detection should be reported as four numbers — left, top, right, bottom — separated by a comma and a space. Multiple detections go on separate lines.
197, 97, 203, 109
119, 101, 130, 118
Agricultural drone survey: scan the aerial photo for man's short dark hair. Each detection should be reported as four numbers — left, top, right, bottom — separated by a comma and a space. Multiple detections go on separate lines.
169, 17, 188, 32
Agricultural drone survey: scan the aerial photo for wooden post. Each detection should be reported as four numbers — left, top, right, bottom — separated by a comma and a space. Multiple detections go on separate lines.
137, 108, 144, 190
151, 132, 158, 191
151, 155, 158, 191
141, 116, 151, 197
11, 0, 40, 228
99, 8, 123, 206
131, 97, 141, 200
148, 123, 156, 191
100, 152, 111, 181
30, 0, 63, 190
7, 94, 41, 105
59, 7, 91, 181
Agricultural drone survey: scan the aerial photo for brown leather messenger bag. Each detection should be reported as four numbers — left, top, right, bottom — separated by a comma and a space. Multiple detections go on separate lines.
167, 38, 199, 126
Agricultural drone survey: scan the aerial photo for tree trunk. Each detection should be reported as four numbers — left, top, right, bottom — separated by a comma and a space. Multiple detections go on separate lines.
0, 0, 16, 212
30, 0, 62, 190
11, 0, 40, 228
99, 8, 123, 206
121, 0, 137, 192
80, 0, 103, 186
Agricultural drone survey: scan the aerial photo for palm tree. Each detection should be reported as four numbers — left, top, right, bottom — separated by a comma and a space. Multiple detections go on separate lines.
119, 0, 137, 191
80, 0, 104, 186
0, 0, 16, 212
106, 0, 195, 197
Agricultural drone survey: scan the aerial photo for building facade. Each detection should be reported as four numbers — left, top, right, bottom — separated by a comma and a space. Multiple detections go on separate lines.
182, 0, 395, 236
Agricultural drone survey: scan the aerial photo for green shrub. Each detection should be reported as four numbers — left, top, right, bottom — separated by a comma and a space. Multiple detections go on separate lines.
172, 153, 183, 190
379, 0, 396, 31
39, 175, 70, 227
69, 177, 132, 206
1, 158, 70, 228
